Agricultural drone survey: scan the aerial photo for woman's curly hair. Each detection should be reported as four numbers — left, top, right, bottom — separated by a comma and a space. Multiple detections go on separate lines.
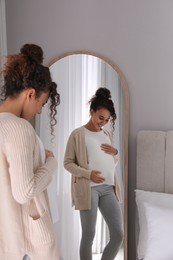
89, 87, 116, 131
0, 43, 60, 137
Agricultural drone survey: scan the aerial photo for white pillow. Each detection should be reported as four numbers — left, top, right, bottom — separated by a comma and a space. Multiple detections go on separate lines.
143, 203, 173, 260
135, 189, 173, 259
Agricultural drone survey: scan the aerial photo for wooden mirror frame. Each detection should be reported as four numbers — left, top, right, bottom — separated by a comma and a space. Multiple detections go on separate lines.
48, 50, 129, 260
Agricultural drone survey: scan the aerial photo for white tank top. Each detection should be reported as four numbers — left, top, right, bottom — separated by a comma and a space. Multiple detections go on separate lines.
84, 128, 116, 187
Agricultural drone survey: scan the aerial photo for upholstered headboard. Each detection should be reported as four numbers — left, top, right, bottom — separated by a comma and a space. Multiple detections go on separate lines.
135, 130, 173, 260
136, 130, 173, 193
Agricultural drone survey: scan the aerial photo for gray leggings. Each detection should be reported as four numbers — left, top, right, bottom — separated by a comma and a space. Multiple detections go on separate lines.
79, 185, 123, 260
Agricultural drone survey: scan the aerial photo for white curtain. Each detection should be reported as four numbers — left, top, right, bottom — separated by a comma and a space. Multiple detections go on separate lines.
39, 55, 123, 260
0, 0, 7, 70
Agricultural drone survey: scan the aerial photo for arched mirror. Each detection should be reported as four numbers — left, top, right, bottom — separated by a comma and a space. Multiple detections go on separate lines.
38, 51, 128, 260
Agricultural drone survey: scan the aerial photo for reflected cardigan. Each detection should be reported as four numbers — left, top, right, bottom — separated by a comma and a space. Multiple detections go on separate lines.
0, 113, 59, 260
64, 126, 121, 210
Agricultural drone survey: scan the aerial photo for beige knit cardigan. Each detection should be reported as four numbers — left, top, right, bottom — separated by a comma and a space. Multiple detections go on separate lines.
64, 126, 121, 210
0, 113, 59, 260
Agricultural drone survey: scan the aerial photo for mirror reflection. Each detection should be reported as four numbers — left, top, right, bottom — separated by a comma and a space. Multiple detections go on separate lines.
39, 52, 128, 260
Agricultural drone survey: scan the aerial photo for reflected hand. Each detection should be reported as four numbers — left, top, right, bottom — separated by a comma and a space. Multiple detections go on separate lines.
90, 170, 105, 183
45, 149, 54, 158
100, 144, 118, 156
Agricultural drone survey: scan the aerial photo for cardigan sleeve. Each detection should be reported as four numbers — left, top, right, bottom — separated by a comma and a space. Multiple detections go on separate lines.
64, 130, 91, 179
4, 120, 57, 204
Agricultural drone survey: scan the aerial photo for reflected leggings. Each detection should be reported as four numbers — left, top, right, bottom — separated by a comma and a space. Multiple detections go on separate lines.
79, 185, 123, 260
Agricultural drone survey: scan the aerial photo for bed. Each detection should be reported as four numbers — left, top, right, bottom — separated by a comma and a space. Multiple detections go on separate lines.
135, 130, 173, 260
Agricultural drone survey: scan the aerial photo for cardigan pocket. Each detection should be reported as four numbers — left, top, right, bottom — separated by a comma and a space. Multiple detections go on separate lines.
73, 177, 88, 197
29, 209, 55, 247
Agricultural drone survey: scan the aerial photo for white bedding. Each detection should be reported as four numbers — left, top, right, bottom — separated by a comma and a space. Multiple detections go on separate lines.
135, 189, 173, 260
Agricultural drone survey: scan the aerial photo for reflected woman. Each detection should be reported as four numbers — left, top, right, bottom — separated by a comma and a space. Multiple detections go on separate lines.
64, 87, 123, 260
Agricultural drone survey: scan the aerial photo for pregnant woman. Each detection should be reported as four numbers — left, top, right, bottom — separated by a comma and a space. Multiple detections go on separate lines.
64, 87, 123, 260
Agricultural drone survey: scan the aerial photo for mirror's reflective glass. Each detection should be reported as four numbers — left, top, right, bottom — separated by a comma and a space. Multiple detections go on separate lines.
39, 52, 128, 260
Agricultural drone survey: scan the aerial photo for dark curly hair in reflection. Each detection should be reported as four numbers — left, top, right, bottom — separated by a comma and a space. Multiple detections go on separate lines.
89, 87, 116, 131
0, 43, 60, 137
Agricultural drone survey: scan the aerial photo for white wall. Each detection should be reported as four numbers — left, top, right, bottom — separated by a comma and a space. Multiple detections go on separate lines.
5, 1, 173, 259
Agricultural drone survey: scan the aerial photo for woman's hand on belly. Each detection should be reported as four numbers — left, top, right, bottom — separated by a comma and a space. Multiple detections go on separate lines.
100, 144, 118, 156
90, 170, 105, 183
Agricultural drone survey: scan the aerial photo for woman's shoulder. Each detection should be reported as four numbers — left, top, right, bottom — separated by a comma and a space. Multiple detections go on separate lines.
103, 128, 114, 142
103, 128, 112, 136
70, 126, 85, 136
66, 126, 85, 143
0, 113, 35, 136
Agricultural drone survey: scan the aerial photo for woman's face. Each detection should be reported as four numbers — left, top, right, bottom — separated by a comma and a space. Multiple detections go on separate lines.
90, 108, 110, 131
21, 90, 49, 120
